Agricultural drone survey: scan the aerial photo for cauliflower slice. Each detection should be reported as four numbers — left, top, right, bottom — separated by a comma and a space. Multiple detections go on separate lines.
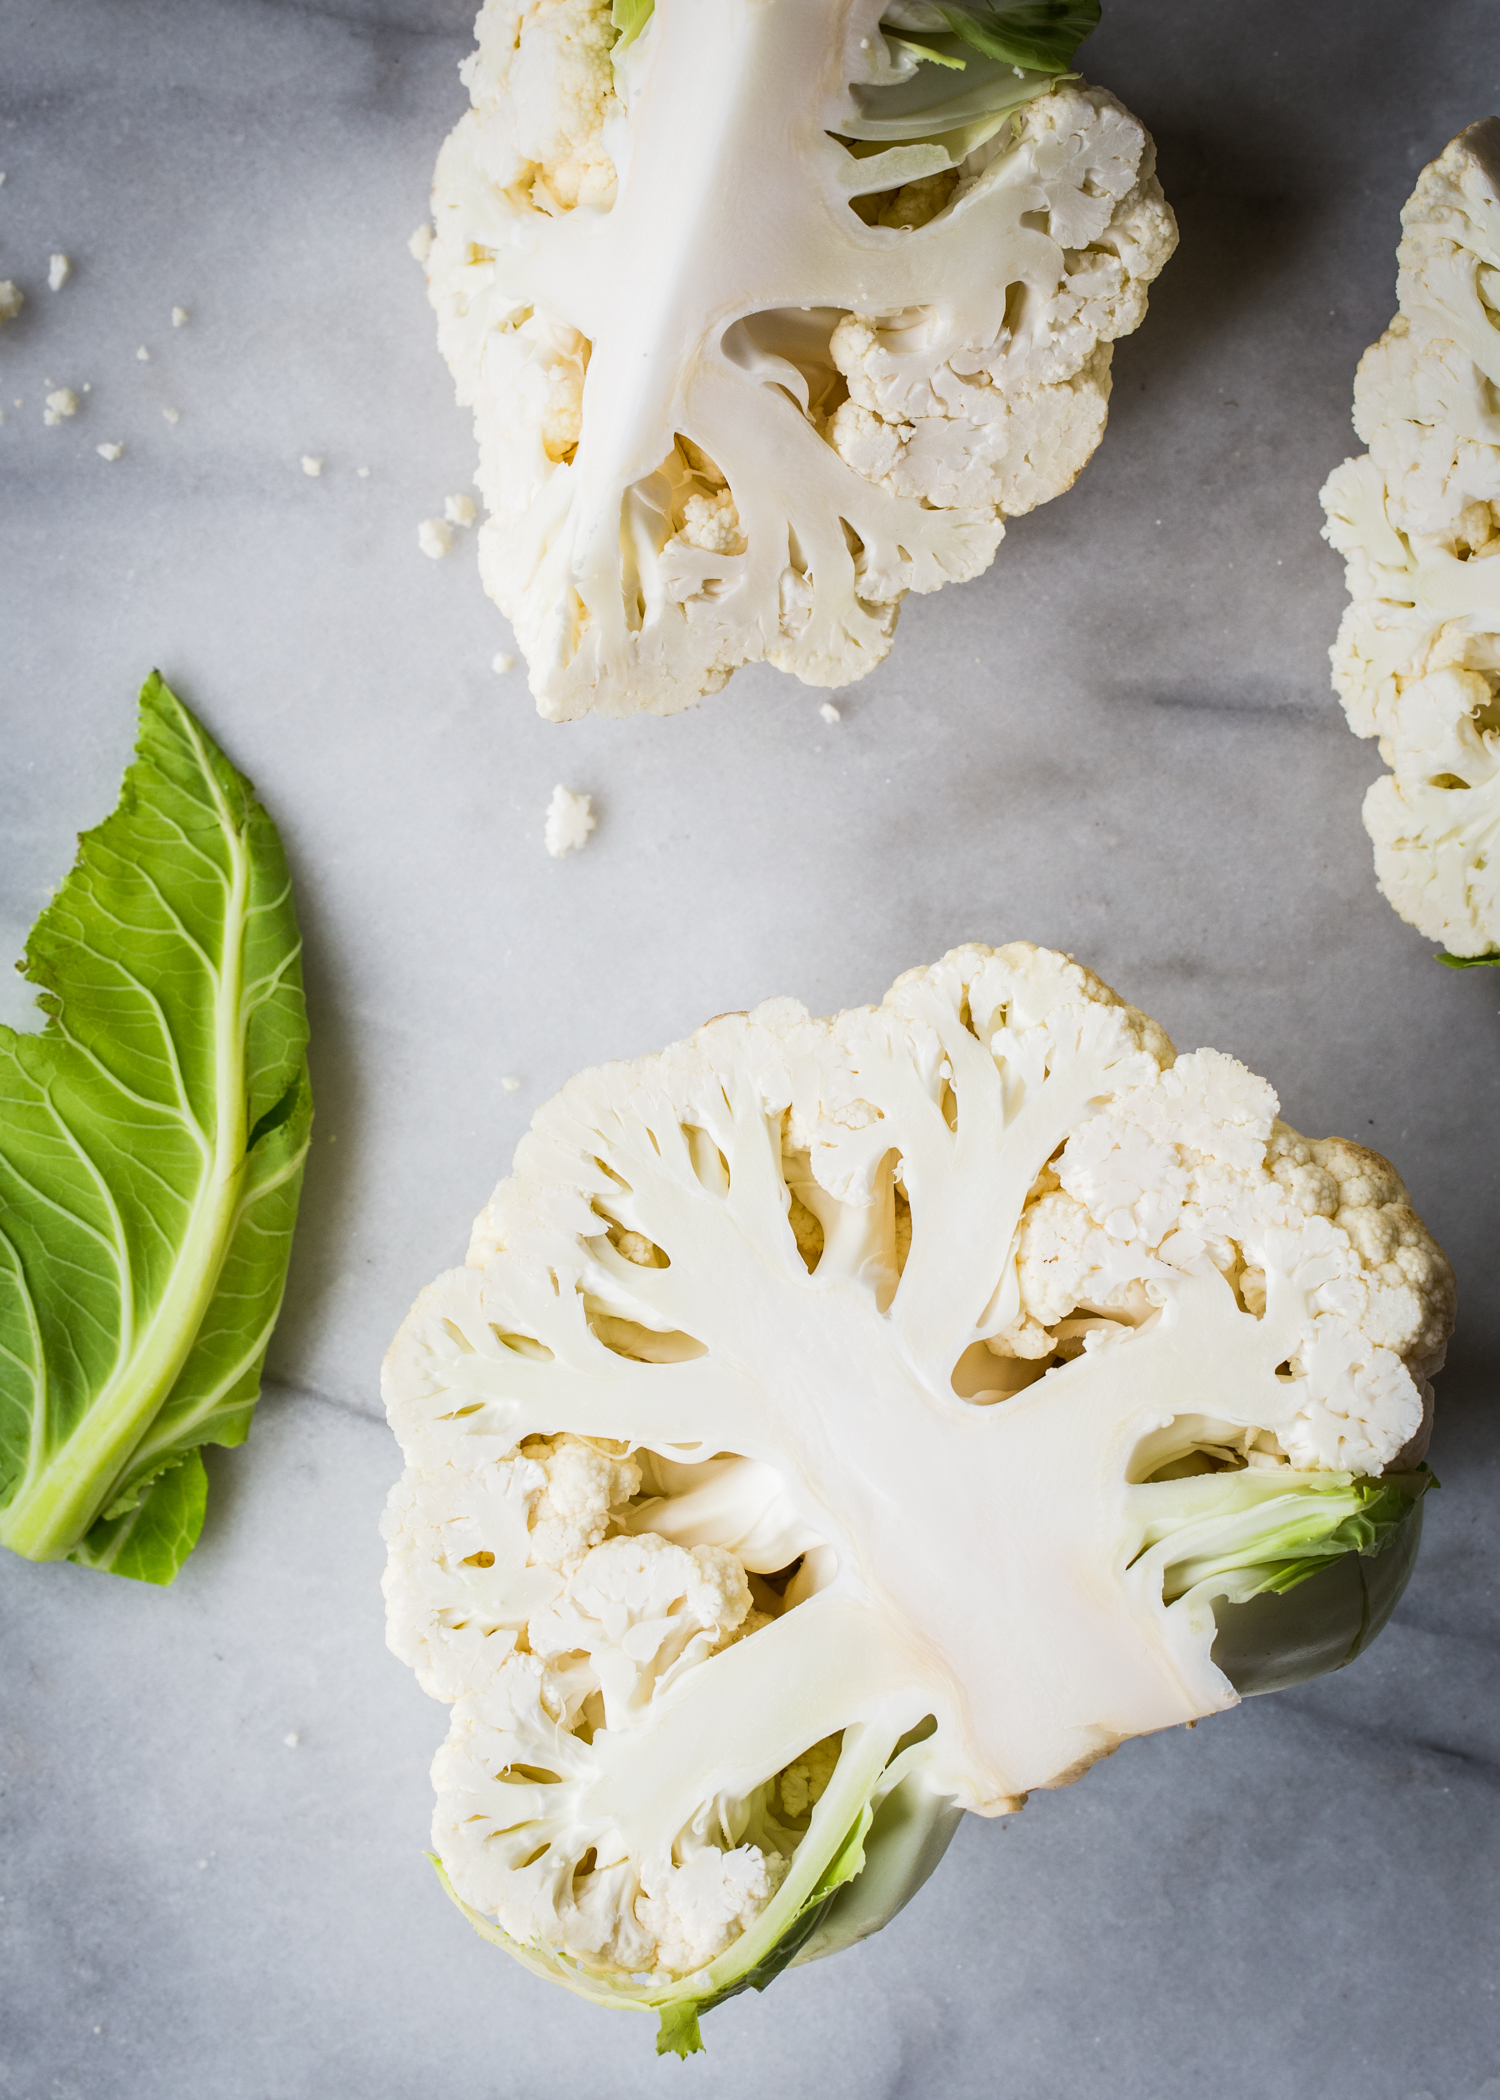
1319, 116, 1500, 952
384, 944, 1452, 2047
421, 2, 1175, 718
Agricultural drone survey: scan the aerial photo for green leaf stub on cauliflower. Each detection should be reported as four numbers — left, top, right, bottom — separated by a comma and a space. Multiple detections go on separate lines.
381, 944, 1452, 2048
419, 0, 1177, 719
1320, 116, 1500, 956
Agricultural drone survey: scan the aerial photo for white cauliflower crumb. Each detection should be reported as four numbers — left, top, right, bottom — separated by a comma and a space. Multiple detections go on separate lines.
47, 252, 70, 291
0, 282, 22, 325
418, 516, 454, 559
501, 1076, 522, 1092
136, 345, 150, 361
42, 388, 78, 426
819, 701, 841, 724
172, 305, 189, 327
96, 441, 123, 461
300, 454, 324, 477
409, 221, 435, 263
444, 491, 477, 526
357, 465, 371, 478
544, 783, 595, 857
162, 407, 179, 424
283, 1732, 300, 1748
492, 650, 515, 673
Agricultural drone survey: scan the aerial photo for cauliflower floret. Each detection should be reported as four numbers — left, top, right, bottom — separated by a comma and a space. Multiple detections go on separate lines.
460, 0, 620, 212
529, 1531, 758, 1728
525, 1432, 639, 1570
1319, 117, 1500, 951
635, 1844, 788, 1976
776, 1734, 841, 1821
829, 87, 1175, 521
679, 488, 745, 554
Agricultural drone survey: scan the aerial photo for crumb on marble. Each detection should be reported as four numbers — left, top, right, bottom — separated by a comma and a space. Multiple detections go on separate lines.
544, 784, 596, 859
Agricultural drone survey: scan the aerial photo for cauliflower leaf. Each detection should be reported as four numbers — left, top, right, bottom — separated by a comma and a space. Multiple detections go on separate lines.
0, 676, 311, 1582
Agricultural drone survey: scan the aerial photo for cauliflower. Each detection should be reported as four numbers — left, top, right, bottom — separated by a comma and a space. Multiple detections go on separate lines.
420, 0, 1176, 719
383, 943, 1451, 2051
1319, 117, 1500, 956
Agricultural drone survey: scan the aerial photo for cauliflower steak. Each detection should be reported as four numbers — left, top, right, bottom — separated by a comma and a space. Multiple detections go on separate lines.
1321, 117, 1500, 955
382, 944, 1450, 2050
421, 0, 1177, 718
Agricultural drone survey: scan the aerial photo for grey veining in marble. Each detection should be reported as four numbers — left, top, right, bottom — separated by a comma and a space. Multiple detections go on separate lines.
2, 3, 1499, 2096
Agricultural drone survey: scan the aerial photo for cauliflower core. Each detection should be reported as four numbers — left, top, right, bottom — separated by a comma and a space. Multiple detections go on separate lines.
420, 0, 1176, 718
383, 943, 1452, 2019
1320, 117, 1500, 953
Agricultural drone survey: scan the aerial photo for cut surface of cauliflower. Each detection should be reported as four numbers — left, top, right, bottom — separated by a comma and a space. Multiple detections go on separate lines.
420, 0, 1176, 719
1320, 116, 1500, 953
383, 943, 1451, 2042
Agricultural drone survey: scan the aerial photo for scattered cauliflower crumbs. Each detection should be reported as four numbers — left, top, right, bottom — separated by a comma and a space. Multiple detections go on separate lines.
171, 305, 188, 327
492, 650, 515, 673
96, 441, 123, 462
409, 221, 435, 263
444, 491, 477, 527
42, 388, 78, 426
0, 282, 22, 325
47, 253, 70, 291
819, 701, 841, 724
418, 516, 454, 559
135, 345, 150, 361
501, 1076, 522, 1092
301, 454, 324, 477
162, 407, 179, 424
543, 783, 595, 857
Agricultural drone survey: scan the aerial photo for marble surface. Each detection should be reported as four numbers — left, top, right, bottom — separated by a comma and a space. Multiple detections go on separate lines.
3, 3, 1500, 2094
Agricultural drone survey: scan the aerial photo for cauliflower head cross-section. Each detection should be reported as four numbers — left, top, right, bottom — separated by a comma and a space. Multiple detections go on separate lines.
1320, 116, 1500, 954
383, 943, 1451, 2045
422, 0, 1177, 718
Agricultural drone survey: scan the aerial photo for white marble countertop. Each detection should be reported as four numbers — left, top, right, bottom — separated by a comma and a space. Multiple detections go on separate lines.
2, 4, 1499, 2096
